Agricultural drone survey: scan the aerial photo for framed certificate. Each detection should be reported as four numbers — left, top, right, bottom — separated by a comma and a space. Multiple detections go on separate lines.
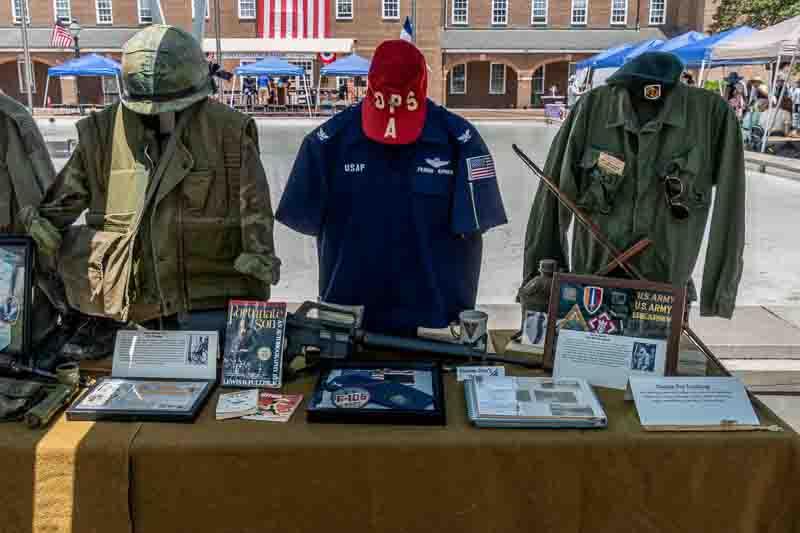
0, 237, 34, 365
543, 274, 687, 388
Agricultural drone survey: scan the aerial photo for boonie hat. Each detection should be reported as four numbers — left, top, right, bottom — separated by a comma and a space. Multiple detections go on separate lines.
120, 25, 213, 115
362, 39, 428, 145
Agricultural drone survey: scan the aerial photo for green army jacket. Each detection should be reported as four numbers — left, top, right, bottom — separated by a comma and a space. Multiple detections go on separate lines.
0, 94, 55, 231
38, 99, 280, 323
523, 83, 745, 318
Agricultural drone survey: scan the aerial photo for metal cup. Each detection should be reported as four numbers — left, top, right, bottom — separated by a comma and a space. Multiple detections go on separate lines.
450, 310, 489, 353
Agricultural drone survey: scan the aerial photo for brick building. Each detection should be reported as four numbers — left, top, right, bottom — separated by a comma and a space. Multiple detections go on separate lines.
0, 0, 715, 108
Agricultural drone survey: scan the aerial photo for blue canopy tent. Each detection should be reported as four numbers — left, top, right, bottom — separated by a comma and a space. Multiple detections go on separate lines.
44, 53, 122, 107
591, 39, 664, 69
317, 54, 371, 112
671, 26, 757, 68
575, 42, 637, 70
650, 31, 705, 54
232, 57, 311, 115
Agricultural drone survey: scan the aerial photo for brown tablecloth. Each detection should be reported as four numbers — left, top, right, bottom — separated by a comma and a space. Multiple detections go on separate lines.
2, 335, 800, 533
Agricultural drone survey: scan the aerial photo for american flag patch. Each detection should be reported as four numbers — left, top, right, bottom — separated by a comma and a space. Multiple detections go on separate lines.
466, 155, 496, 181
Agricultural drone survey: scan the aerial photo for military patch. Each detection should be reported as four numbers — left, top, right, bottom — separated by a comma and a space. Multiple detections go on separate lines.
332, 387, 371, 409
316, 128, 330, 142
561, 304, 589, 332
466, 155, 496, 181
597, 152, 625, 176
562, 286, 578, 302
587, 312, 619, 334
611, 291, 627, 305
457, 128, 472, 144
644, 84, 662, 100
583, 286, 604, 315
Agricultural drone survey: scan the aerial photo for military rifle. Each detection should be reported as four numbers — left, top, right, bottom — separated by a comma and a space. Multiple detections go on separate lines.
0, 352, 59, 382
285, 301, 540, 371
512, 144, 731, 376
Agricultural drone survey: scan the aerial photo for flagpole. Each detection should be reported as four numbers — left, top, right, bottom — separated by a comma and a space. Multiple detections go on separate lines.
411, 0, 417, 44
19, 0, 34, 111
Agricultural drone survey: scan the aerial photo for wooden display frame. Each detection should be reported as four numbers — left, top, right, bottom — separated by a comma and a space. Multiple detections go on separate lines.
543, 273, 687, 373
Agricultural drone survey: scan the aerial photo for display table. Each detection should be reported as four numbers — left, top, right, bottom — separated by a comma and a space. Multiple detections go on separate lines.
1, 338, 800, 533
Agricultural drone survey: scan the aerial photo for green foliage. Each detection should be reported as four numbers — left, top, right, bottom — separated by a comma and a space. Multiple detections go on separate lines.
711, 0, 800, 32
703, 80, 722, 92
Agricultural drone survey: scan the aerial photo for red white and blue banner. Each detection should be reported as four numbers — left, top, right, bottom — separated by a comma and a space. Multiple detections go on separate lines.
257, 0, 329, 39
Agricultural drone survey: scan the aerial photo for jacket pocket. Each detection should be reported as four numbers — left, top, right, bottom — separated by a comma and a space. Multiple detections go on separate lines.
59, 226, 134, 321
658, 148, 710, 211
576, 148, 626, 215
182, 171, 213, 212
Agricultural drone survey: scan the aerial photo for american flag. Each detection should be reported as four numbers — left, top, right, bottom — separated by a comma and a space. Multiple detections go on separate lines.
257, 0, 328, 39
466, 155, 496, 181
50, 22, 74, 48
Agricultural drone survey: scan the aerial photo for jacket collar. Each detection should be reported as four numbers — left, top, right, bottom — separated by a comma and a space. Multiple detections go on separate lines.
606, 83, 688, 132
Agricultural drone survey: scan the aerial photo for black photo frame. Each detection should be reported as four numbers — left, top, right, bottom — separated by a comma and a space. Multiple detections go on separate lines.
306, 361, 446, 426
0, 236, 34, 366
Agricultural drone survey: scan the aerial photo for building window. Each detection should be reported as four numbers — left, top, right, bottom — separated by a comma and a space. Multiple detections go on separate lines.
336, 0, 353, 19
239, 0, 256, 18
382, 0, 399, 19
450, 64, 466, 94
491, 0, 507, 24
17, 58, 35, 93
489, 63, 506, 95
531, 0, 547, 24
452, 0, 468, 24
610, 0, 626, 24
571, 0, 587, 24
12, 0, 31, 24
649, 0, 665, 24
533, 65, 545, 94
137, 0, 152, 23
192, 0, 209, 18
54, 0, 71, 22
96, 0, 112, 23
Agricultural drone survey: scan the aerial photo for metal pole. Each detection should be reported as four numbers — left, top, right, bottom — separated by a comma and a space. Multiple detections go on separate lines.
761, 49, 796, 153
213, 0, 222, 70
411, 0, 417, 44
19, 0, 34, 112
74, 34, 83, 115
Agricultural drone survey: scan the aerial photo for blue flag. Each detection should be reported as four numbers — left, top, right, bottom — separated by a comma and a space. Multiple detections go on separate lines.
400, 16, 414, 42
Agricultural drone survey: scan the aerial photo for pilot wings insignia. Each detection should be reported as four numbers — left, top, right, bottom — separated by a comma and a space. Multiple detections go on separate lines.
457, 129, 472, 144
425, 158, 450, 169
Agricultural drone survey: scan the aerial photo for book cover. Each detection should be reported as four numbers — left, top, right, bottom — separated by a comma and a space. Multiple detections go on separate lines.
223, 301, 286, 388
215, 389, 259, 420
242, 392, 303, 422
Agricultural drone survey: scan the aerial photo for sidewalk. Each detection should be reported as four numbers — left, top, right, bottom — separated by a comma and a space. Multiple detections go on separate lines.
745, 151, 800, 180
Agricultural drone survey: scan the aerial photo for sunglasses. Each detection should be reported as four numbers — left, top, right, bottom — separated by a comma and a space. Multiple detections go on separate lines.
664, 175, 690, 220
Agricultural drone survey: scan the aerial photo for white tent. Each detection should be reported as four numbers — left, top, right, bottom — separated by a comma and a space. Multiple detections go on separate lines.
711, 16, 800, 152
711, 15, 800, 61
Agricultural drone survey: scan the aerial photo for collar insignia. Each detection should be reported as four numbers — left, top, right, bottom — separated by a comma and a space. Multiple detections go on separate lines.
457, 129, 472, 144
316, 128, 330, 142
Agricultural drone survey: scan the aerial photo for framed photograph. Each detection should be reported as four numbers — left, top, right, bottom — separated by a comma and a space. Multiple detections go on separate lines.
0, 237, 34, 365
543, 274, 687, 388
67, 378, 214, 423
306, 361, 446, 425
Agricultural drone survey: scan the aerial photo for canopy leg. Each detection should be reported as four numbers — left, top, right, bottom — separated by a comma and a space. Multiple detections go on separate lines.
43, 75, 50, 108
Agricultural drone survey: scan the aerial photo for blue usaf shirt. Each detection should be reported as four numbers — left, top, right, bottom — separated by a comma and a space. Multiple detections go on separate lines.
276, 101, 507, 334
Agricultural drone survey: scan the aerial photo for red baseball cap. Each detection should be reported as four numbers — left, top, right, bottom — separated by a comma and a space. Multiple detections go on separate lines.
362, 40, 428, 145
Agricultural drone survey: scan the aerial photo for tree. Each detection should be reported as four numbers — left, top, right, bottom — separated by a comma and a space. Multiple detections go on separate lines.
711, 0, 800, 32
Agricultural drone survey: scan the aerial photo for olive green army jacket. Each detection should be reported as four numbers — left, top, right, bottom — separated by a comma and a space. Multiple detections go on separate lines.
523, 83, 745, 318
0, 94, 55, 232
38, 99, 280, 323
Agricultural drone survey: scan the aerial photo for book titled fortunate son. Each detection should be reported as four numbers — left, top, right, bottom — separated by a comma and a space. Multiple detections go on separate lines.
223, 301, 287, 389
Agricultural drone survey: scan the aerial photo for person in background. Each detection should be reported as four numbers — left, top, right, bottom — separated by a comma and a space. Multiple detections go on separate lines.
747, 76, 767, 107
681, 71, 696, 86
742, 99, 767, 145
790, 78, 800, 133
258, 76, 270, 106
725, 74, 748, 121
759, 96, 793, 137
